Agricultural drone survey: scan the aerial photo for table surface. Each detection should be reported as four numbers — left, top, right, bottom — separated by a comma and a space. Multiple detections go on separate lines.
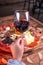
0, 15, 43, 65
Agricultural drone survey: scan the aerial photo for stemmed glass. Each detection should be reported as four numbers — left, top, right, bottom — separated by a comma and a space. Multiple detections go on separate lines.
14, 10, 31, 52
14, 10, 30, 33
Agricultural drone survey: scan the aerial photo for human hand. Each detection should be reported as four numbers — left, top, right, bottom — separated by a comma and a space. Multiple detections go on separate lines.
10, 38, 24, 61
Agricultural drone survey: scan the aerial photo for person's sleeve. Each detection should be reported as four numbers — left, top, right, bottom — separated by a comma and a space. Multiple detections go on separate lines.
7, 59, 26, 65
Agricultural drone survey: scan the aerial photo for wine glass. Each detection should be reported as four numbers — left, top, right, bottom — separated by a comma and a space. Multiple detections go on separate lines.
14, 10, 30, 52
14, 10, 30, 33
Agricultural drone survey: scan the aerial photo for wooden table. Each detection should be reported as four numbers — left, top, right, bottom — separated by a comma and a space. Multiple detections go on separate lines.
0, 15, 43, 65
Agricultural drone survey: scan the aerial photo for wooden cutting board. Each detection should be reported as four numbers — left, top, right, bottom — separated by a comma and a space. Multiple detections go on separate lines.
0, 15, 43, 65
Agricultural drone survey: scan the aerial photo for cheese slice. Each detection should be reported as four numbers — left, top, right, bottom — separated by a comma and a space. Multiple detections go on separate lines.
10, 34, 16, 40
24, 31, 34, 45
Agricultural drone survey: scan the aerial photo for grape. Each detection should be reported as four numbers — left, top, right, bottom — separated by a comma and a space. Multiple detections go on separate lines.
2, 37, 13, 45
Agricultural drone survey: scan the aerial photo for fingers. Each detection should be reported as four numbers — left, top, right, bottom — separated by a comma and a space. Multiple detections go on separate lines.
20, 38, 24, 47
10, 38, 25, 49
20, 38, 25, 52
16, 38, 22, 46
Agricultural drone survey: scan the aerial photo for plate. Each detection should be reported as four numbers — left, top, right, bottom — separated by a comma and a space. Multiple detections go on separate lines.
0, 29, 40, 53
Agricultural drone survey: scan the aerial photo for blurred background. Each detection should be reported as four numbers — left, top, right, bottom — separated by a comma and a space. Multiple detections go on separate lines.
0, 0, 43, 22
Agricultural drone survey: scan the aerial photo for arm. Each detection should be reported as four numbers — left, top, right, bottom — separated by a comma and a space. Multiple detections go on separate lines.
7, 38, 25, 65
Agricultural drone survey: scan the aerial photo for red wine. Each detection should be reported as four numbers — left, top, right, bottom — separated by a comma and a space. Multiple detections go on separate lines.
14, 20, 29, 32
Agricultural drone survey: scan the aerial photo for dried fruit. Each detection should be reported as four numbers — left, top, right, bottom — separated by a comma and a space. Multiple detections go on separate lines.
1, 58, 7, 64
38, 52, 43, 60
27, 57, 34, 64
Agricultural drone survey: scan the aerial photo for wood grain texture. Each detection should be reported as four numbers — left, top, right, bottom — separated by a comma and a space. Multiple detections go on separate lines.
0, 15, 43, 65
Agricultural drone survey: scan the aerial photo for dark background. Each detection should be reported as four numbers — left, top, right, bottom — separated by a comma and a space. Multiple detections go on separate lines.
0, 0, 43, 22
